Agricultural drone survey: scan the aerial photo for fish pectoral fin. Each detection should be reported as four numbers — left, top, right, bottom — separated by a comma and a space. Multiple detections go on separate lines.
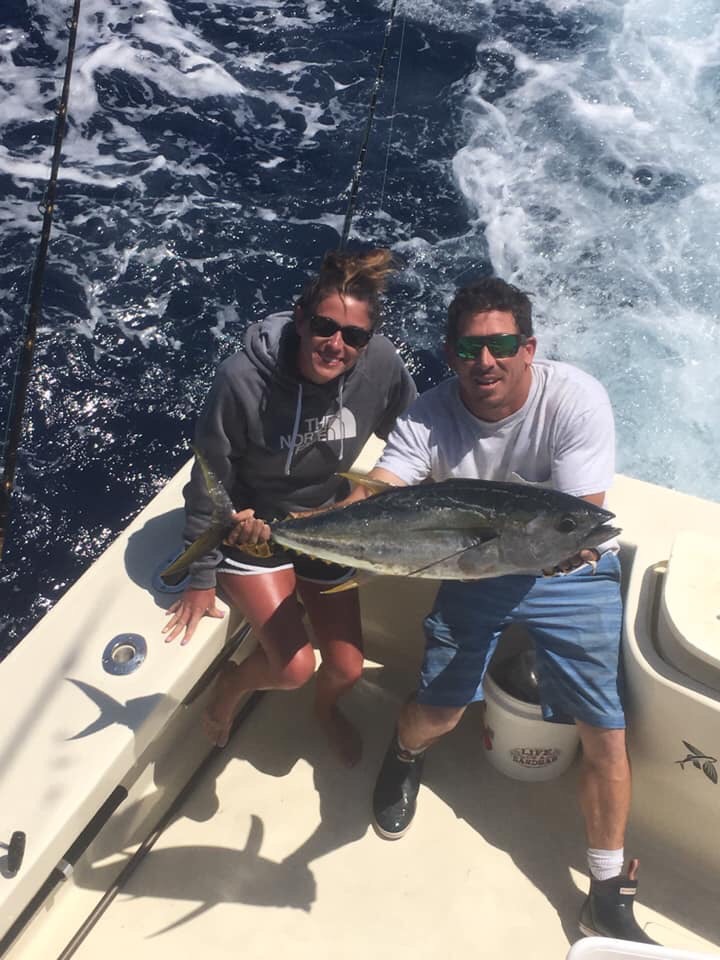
405, 537, 498, 578
337, 471, 396, 494
466, 527, 499, 543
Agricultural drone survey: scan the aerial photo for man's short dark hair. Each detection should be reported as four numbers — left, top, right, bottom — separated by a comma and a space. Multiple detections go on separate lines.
447, 277, 533, 343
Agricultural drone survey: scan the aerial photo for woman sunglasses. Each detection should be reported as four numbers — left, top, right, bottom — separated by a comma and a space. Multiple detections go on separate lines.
309, 314, 373, 349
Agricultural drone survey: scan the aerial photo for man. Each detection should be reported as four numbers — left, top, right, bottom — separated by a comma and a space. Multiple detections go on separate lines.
356, 277, 653, 943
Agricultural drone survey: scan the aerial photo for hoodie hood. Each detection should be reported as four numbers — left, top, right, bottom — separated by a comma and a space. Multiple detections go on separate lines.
244, 311, 299, 388
245, 312, 356, 473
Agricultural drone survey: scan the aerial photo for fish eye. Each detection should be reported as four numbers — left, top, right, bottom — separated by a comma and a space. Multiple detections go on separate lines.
556, 514, 577, 533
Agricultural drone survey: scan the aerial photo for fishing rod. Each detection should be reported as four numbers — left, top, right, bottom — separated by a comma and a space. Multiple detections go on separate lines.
0, 0, 82, 561
339, 0, 402, 250
0, 0, 398, 558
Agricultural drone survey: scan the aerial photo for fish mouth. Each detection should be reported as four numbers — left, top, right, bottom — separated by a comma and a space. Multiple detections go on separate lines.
582, 522, 622, 549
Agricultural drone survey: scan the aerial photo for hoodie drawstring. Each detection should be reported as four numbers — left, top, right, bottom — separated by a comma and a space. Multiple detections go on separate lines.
284, 375, 347, 475
337, 376, 345, 462
284, 382, 303, 476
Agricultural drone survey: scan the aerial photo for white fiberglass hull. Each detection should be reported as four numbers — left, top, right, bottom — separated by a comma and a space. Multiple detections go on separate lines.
1, 442, 719, 958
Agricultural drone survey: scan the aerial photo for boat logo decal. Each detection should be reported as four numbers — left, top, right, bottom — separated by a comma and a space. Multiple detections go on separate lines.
510, 747, 560, 767
675, 740, 718, 785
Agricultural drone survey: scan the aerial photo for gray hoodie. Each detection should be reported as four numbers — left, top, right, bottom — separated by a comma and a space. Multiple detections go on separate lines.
183, 312, 417, 588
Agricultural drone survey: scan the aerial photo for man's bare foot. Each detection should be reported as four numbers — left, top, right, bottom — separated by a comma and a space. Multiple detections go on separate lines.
202, 662, 245, 748
317, 706, 362, 768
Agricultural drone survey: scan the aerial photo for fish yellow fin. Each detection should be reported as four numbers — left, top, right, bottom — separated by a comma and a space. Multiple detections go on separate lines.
160, 522, 228, 585
193, 446, 235, 521
320, 570, 374, 594
321, 579, 360, 595
337, 471, 395, 494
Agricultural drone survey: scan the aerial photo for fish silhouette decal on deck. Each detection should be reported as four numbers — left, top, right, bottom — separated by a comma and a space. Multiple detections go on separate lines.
675, 740, 718, 785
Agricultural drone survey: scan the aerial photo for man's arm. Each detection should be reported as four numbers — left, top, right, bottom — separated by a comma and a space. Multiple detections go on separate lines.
337, 466, 408, 506
581, 492, 606, 508
222, 466, 408, 543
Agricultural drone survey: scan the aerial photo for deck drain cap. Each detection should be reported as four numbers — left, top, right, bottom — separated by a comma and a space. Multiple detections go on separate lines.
103, 634, 147, 675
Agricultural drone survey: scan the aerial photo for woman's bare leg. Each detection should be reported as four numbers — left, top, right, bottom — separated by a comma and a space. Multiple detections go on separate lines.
203, 569, 317, 746
297, 580, 364, 767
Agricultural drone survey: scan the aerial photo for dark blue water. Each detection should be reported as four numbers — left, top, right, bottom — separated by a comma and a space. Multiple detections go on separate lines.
2, 0, 719, 658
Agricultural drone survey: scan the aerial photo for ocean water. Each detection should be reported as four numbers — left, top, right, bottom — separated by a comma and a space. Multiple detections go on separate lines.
1, 0, 719, 657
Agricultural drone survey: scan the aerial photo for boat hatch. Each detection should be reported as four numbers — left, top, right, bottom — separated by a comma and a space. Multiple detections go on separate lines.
656, 531, 720, 692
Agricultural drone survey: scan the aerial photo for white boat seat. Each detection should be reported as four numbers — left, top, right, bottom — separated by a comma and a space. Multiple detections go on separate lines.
656, 531, 720, 692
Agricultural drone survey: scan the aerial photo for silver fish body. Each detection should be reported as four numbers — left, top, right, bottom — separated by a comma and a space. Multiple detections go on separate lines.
271, 479, 620, 579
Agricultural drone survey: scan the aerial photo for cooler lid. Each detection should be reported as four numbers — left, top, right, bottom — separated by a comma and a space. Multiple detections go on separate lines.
661, 531, 720, 675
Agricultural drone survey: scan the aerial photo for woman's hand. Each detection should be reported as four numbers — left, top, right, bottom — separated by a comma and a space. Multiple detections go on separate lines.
224, 509, 271, 546
163, 587, 225, 646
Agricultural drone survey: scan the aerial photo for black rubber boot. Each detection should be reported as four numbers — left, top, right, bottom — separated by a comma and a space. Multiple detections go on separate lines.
579, 859, 657, 944
372, 735, 425, 840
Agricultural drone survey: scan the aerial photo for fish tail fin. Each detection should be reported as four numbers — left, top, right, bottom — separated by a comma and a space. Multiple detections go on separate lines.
160, 522, 228, 585
193, 446, 235, 522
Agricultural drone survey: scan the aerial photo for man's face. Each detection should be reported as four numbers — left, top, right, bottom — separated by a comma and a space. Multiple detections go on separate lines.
295, 293, 372, 385
447, 309, 536, 421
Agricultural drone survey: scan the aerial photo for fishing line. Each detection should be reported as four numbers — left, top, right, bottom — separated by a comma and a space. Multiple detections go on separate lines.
339, 0, 402, 250
378, 16, 407, 215
405, 534, 497, 578
0, 0, 82, 561
0, 1, 401, 559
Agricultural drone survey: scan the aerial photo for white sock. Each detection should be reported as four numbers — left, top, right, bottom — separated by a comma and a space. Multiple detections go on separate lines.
587, 847, 624, 881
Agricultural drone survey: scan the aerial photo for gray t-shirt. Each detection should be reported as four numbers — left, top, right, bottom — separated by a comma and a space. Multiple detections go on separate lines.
377, 359, 615, 498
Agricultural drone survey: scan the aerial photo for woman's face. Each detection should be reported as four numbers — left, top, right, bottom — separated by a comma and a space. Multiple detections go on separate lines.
295, 292, 373, 384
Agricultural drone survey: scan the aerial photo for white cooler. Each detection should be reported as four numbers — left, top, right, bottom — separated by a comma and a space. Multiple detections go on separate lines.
482, 668, 580, 781
566, 937, 720, 960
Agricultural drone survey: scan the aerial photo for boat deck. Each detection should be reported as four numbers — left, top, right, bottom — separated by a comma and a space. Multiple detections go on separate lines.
29, 654, 720, 960
5, 462, 720, 960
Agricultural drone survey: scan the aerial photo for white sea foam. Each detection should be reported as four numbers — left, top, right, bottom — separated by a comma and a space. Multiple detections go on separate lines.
407, 0, 720, 500
2, 0, 719, 511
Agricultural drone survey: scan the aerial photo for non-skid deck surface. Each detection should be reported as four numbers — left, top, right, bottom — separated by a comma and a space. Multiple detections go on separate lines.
66, 664, 719, 960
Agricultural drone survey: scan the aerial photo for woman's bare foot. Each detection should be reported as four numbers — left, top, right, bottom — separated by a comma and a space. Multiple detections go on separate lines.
202, 662, 246, 748
317, 705, 362, 768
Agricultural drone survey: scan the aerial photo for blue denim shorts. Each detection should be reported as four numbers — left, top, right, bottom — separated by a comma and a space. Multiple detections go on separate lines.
418, 552, 625, 729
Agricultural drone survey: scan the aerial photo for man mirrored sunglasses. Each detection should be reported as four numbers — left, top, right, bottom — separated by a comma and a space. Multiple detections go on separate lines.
454, 333, 528, 360
309, 314, 374, 349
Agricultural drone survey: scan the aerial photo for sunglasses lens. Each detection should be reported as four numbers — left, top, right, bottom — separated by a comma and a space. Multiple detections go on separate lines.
310, 315, 372, 348
342, 327, 372, 348
455, 340, 479, 360
310, 315, 338, 338
488, 336, 519, 357
455, 335, 522, 359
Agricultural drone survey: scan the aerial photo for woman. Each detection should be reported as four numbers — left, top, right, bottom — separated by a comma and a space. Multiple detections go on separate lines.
163, 249, 416, 765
